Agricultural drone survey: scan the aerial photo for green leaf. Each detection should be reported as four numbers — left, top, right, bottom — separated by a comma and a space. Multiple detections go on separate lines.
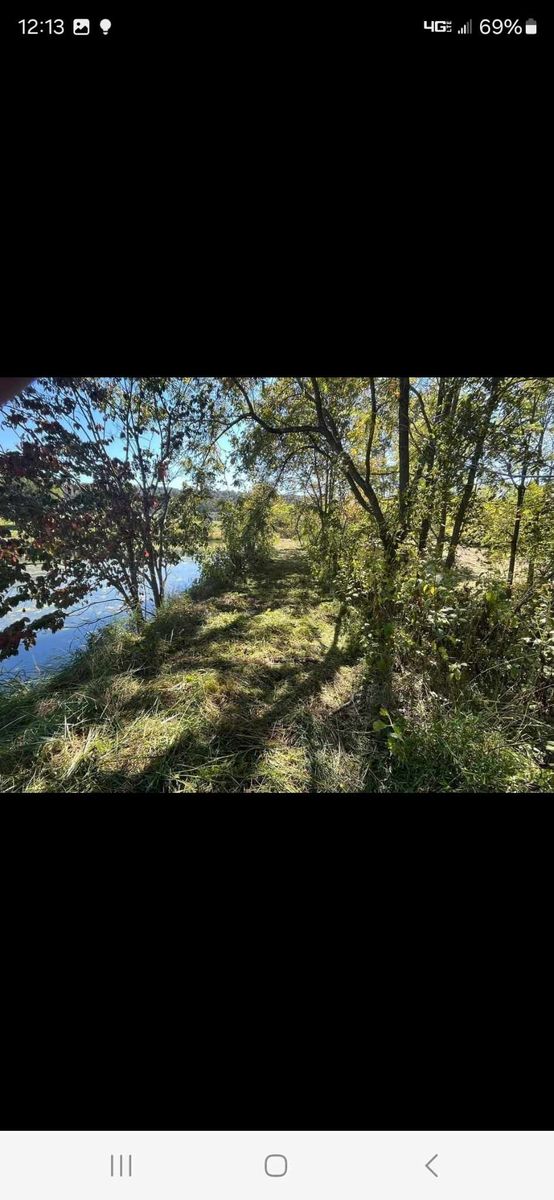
372, 719, 388, 732
379, 707, 390, 719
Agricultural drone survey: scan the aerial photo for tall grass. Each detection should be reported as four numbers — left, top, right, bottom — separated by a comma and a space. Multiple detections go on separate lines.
1, 546, 552, 794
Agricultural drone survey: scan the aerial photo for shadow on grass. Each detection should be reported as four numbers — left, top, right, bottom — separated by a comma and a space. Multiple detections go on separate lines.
93, 602, 351, 793
0, 550, 355, 793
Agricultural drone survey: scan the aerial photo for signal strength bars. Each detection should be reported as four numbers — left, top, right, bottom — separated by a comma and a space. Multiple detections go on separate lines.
457, 18, 472, 33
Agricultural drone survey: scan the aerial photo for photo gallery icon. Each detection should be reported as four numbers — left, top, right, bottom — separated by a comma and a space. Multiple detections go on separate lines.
73, 18, 90, 34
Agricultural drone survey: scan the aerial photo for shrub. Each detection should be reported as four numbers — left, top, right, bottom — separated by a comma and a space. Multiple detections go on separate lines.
375, 710, 552, 793
270, 496, 298, 538
220, 485, 276, 575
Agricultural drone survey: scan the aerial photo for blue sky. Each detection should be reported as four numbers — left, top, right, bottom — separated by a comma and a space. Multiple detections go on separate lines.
0, 381, 244, 491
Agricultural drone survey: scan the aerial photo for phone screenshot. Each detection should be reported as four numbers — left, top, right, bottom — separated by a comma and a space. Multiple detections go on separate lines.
0, 10, 549, 796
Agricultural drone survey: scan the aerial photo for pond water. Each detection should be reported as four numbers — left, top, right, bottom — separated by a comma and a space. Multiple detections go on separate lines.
0, 557, 200, 682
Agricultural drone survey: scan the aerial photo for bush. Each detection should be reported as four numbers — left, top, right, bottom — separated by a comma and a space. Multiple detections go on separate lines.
374, 710, 552, 793
220, 484, 276, 576
299, 499, 375, 595
394, 568, 553, 708
196, 546, 236, 591
196, 485, 277, 589
270, 496, 298, 538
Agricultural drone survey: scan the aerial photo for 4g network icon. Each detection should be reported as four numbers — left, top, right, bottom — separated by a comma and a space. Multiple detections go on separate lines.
422, 18, 470, 32
423, 16, 538, 34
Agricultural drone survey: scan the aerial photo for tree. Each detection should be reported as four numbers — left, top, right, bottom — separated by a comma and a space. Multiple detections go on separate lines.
500, 380, 554, 587
219, 483, 276, 575
229, 408, 349, 590
205, 377, 550, 706
398, 376, 410, 532
0, 425, 90, 659
414, 377, 459, 555
443, 378, 503, 568
219, 377, 402, 560
212, 377, 417, 704
0, 377, 209, 658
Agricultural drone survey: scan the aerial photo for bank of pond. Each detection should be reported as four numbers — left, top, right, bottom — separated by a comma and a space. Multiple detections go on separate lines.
0, 557, 201, 681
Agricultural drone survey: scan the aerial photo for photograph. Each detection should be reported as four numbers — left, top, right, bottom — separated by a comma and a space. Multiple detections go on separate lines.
1, 376, 552, 794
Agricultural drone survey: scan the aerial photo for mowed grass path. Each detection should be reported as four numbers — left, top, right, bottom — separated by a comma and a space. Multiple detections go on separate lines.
0, 545, 363, 793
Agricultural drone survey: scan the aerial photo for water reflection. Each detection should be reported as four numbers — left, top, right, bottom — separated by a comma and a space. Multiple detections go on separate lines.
0, 557, 200, 680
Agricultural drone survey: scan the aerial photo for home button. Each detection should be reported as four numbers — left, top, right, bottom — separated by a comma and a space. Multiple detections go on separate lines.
265, 1155, 288, 1177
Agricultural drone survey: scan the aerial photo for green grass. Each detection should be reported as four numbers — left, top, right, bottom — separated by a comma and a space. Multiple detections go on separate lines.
0, 546, 363, 793
1, 544, 552, 794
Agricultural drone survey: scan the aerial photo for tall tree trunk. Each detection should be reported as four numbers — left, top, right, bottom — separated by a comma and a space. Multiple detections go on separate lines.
373, 549, 398, 711
418, 509, 433, 555
398, 377, 410, 531
417, 448, 436, 555
507, 480, 527, 588
444, 461, 479, 569
436, 496, 448, 559
445, 379, 500, 569
429, 380, 462, 560
126, 536, 140, 613
368, 378, 409, 707
525, 410, 547, 590
417, 378, 446, 555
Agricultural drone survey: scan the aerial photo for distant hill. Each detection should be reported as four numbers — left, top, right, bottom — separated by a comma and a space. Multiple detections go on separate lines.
62, 483, 300, 514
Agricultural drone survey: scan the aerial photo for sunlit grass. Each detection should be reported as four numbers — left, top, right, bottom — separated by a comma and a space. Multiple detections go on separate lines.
0, 545, 353, 792
1, 543, 552, 794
